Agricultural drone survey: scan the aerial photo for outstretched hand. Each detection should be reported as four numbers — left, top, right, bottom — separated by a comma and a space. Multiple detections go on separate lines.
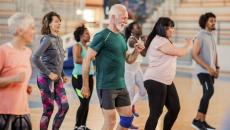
185, 38, 193, 49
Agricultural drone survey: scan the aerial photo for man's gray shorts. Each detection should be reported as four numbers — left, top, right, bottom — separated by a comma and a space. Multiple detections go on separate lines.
97, 88, 131, 110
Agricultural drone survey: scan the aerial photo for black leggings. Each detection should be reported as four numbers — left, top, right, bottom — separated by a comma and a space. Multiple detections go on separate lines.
0, 114, 32, 130
144, 80, 180, 130
197, 73, 214, 114
71, 75, 93, 127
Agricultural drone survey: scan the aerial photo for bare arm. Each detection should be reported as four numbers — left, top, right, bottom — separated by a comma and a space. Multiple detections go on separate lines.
73, 44, 83, 64
126, 39, 145, 64
215, 53, 219, 68
192, 39, 210, 70
0, 76, 15, 88
192, 39, 217, 76
82, 48, 97, 98
126, 49, 140, 64
215, 53, 220, 78
0, 72, 25, 88
128, 36, 146, 56
159, 39, 193, 57
140, 35, 147, 56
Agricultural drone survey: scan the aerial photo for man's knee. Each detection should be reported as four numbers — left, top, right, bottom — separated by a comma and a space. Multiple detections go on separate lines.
106, 120, 116, 128
119, 115, 134, 128
103, 110, 117, 128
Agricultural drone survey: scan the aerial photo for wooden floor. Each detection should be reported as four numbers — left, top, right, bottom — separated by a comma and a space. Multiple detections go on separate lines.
29, 71, 230, 130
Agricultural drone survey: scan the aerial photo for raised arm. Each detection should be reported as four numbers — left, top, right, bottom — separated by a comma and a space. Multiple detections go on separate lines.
126, 39, 145, 64
126, 49, 140, 64
159, 38, 193, 57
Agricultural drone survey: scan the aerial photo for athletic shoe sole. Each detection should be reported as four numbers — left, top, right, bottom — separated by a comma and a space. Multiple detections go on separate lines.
129, 128, 139, 130
191, 124, 207, 130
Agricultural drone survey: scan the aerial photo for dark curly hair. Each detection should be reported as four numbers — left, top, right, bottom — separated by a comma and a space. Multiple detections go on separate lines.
199, 12, 216, 29
73, 25, 87, 42
125, 21, 139, 42
41, 11, 61, 35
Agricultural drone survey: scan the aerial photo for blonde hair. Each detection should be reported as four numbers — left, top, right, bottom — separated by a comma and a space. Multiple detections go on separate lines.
8, 12, 34, 35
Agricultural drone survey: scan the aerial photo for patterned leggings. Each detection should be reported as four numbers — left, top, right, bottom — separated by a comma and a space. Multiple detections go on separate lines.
37, 76, 69, 130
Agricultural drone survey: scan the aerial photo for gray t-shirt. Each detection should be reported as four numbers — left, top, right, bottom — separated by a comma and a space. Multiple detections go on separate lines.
194, 29, 217, 74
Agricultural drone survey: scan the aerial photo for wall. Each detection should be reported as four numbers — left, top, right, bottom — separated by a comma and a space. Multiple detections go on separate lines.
217, 45, 230, 72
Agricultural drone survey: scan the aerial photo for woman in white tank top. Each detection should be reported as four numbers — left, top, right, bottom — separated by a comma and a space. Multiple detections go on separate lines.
124, 21, 147, 129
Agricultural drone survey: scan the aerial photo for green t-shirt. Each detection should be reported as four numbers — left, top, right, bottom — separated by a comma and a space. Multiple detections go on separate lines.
90, 28, 127, 89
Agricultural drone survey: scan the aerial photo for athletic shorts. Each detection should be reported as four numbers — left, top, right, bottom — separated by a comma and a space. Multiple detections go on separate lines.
0, 114, 32, 130
97, 88, 131, 110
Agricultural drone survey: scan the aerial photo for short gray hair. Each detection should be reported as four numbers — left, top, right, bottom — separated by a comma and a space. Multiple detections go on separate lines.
109, 4, 127, 19
8, 12, 34, 35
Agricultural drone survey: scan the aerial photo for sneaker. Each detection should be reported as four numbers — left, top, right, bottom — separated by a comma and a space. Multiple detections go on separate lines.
78, 125, 91, 130
129, 124, 139, 129
132, 105, 139, 117
74, 126, 79, 130
203, 121, 215, 130
192, 119, 207, 130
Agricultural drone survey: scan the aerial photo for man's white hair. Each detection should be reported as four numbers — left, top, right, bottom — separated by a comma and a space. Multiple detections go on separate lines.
8, 12, 34, 35
109, 4, 127, 18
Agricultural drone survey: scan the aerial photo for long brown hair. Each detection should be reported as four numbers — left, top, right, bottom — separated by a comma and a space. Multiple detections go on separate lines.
41, 11, 61, 35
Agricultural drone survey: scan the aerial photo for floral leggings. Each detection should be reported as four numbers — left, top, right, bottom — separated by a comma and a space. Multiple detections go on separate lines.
37, 76, 69, 130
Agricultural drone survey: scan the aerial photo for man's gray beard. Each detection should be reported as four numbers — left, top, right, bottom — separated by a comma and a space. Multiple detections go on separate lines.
118, 27, 125, 32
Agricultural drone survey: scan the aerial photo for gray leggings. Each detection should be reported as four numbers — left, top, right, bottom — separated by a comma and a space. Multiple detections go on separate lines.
0, 114, 32, 130
125, 69, 146, 105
